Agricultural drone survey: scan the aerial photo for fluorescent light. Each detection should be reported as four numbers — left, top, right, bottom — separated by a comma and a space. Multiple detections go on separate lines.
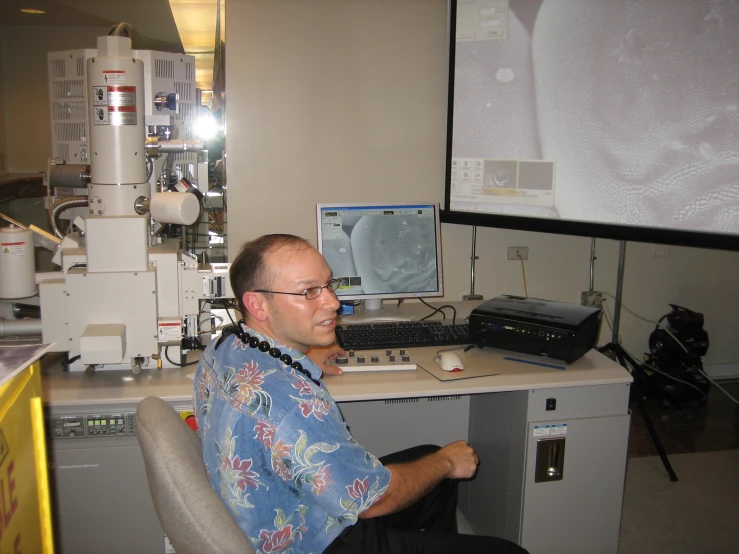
20, 8, 45, 14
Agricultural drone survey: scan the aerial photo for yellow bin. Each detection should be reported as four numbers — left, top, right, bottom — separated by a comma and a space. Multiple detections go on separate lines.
0, 360, 54, 553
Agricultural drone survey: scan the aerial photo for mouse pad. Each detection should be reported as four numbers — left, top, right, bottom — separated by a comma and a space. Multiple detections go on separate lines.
411, 346, 569, 382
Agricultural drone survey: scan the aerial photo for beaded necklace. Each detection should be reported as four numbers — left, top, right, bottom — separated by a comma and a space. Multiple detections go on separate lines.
215, 321, 321, 387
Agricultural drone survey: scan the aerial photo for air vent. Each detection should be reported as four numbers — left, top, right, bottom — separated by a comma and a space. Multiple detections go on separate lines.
49, 59, 65, 78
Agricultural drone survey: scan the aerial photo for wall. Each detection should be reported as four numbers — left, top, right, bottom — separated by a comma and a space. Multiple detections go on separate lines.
0, 25, 109, 173
224, 0, 739, 378
0, 38, 6, 175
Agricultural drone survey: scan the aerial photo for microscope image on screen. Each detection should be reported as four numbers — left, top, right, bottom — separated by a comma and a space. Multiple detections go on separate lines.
449, 0, 739, 236
319, 205, 440, 296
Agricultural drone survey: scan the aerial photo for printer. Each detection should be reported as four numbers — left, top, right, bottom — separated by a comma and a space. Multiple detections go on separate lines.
469, 295, 602, 364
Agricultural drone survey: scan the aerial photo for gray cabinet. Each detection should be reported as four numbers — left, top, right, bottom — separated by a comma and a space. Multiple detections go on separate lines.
461, 384, 631, 554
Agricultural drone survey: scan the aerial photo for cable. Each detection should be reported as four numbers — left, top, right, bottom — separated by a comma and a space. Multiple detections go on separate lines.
600, 291, 689, 354
694, 367, 739, 405
199, 314, 224, 331
516, 252, 528, 297
418, 298, 457, 325
165, 346, 198, 367
145, 156, 154, 181
419, 298, 445, 319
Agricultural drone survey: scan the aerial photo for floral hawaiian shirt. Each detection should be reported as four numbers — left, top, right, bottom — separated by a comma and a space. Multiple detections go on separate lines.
193, 326, 391, 554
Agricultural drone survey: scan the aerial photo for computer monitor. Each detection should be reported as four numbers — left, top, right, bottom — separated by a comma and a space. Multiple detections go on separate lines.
316, 202, 444, 320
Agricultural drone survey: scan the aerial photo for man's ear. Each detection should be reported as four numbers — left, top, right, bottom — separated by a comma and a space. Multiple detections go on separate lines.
242, 292, 268, 322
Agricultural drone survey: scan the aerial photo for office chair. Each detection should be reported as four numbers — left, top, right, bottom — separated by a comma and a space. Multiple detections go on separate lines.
136, 396, 256, 554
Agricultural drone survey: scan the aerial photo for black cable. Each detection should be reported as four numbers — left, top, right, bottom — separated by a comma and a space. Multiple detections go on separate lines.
146, 156, 154, 181
165, 346, 198, 367
160, 168, 179, 187
419, 298, 446, 319
418, 298, 457, 325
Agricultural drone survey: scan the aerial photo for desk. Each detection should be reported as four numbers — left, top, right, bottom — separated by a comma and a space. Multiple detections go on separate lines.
43, 345, 631, 554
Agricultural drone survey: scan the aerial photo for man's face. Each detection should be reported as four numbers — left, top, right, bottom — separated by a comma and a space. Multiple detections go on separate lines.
257, 245, 340, 352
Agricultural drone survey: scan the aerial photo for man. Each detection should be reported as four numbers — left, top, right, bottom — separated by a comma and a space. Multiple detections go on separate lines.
194, 234, 527, 553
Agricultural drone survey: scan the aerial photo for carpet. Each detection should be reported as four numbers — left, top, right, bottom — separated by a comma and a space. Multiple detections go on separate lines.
619, 449, 739, 554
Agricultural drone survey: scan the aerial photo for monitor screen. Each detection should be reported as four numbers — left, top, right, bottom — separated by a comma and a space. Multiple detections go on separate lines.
443, 0, 739, 250
316, 202, 444, 305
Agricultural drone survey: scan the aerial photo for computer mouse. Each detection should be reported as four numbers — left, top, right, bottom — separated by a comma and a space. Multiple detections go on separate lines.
436, 352, 464, 372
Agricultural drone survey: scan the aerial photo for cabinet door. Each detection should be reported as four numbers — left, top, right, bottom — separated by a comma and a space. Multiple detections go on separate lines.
50, 442, 164, 554
520, 414, 630, 554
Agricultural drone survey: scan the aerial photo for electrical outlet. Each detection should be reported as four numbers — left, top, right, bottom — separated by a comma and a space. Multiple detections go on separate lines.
580, 291, 603, 308
507, 246, 529, 260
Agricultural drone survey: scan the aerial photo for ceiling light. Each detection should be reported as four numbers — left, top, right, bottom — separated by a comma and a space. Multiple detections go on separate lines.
20, 8, 46, 14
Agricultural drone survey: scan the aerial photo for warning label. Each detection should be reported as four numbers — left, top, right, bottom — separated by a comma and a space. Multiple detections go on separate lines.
108, 86, 136, 106
92, 86, 107, 106
1, 241, 26, 256
158, 321, 182, 342
92, 86, 137, 126
550, 423, 568, 436
102, 70, 125, 84
533, 423, 568, 437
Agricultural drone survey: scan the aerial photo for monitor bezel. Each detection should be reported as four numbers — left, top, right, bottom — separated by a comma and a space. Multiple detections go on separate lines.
316, 201, 444, 302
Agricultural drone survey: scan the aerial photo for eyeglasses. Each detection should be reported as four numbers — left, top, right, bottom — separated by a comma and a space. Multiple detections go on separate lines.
254, 278, 341, 300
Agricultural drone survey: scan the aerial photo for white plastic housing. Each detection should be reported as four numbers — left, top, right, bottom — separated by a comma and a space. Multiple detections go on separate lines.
80, 323, 127, 364
85, 216, 149, 272
87, 36, 147, 188
150, 192, 200, 225
0, 226, 36, 299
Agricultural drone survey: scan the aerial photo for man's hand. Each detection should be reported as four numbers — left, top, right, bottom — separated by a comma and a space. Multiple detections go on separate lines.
306, 344, 347, 375
436, 440, 479, 480
360, 440, 480, 519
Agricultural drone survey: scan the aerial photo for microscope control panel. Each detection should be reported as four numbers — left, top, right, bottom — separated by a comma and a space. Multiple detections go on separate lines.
50, 413, 136, 439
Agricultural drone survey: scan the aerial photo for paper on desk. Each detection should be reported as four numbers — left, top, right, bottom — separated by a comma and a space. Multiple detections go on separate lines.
0, 343, 53, 386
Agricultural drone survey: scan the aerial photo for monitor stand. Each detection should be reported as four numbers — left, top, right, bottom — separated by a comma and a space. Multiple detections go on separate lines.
340, 299, 415, 324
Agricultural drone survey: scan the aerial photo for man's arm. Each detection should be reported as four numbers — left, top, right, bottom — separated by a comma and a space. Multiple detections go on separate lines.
359, 440, 479, 519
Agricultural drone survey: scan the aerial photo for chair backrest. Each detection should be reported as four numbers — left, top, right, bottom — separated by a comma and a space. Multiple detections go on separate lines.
136, 395, 256, 554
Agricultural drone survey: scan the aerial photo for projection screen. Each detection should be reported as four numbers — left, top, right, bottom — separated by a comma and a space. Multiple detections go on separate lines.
442, 0, 739, 250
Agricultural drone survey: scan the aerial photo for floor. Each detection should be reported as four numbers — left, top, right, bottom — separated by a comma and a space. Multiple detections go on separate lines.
628, 377, 739, 458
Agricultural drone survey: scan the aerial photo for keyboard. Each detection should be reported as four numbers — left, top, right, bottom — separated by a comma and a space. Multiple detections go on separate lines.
335, 320, 471, 350
329, 349, 417, 373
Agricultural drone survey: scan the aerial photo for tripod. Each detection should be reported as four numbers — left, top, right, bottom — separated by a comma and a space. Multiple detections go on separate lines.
598, 342, 678, 482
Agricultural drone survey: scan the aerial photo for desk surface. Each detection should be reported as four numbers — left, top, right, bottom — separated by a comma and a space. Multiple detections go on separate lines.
42, 346, 631, 408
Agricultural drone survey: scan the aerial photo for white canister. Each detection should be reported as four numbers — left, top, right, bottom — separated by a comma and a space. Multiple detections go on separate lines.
0, 226, 37, 299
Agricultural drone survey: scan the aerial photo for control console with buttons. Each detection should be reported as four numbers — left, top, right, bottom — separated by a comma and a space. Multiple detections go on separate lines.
329, 348, 417, 373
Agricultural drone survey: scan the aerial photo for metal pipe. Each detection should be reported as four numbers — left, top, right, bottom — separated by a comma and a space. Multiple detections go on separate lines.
589, 238, 596, 291
12, 303, 41, 319
463, 226, 483, 301
134, 196, 150, 215
49, 196, 88, 239
156, 139, 205, 154
0, 318, 42, 336
48, 163, 89, 189
611, 241, 627, 345
470, 226, 477, 294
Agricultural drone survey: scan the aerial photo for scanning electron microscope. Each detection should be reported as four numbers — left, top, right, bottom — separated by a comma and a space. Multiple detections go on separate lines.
0, 29, 232, 374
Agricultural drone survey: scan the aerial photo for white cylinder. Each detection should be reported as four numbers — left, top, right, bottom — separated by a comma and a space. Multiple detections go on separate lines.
87, 35, 147, 188
0, 226, 37, 299
150, 192, 201, 225
0, 318, 42, 337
